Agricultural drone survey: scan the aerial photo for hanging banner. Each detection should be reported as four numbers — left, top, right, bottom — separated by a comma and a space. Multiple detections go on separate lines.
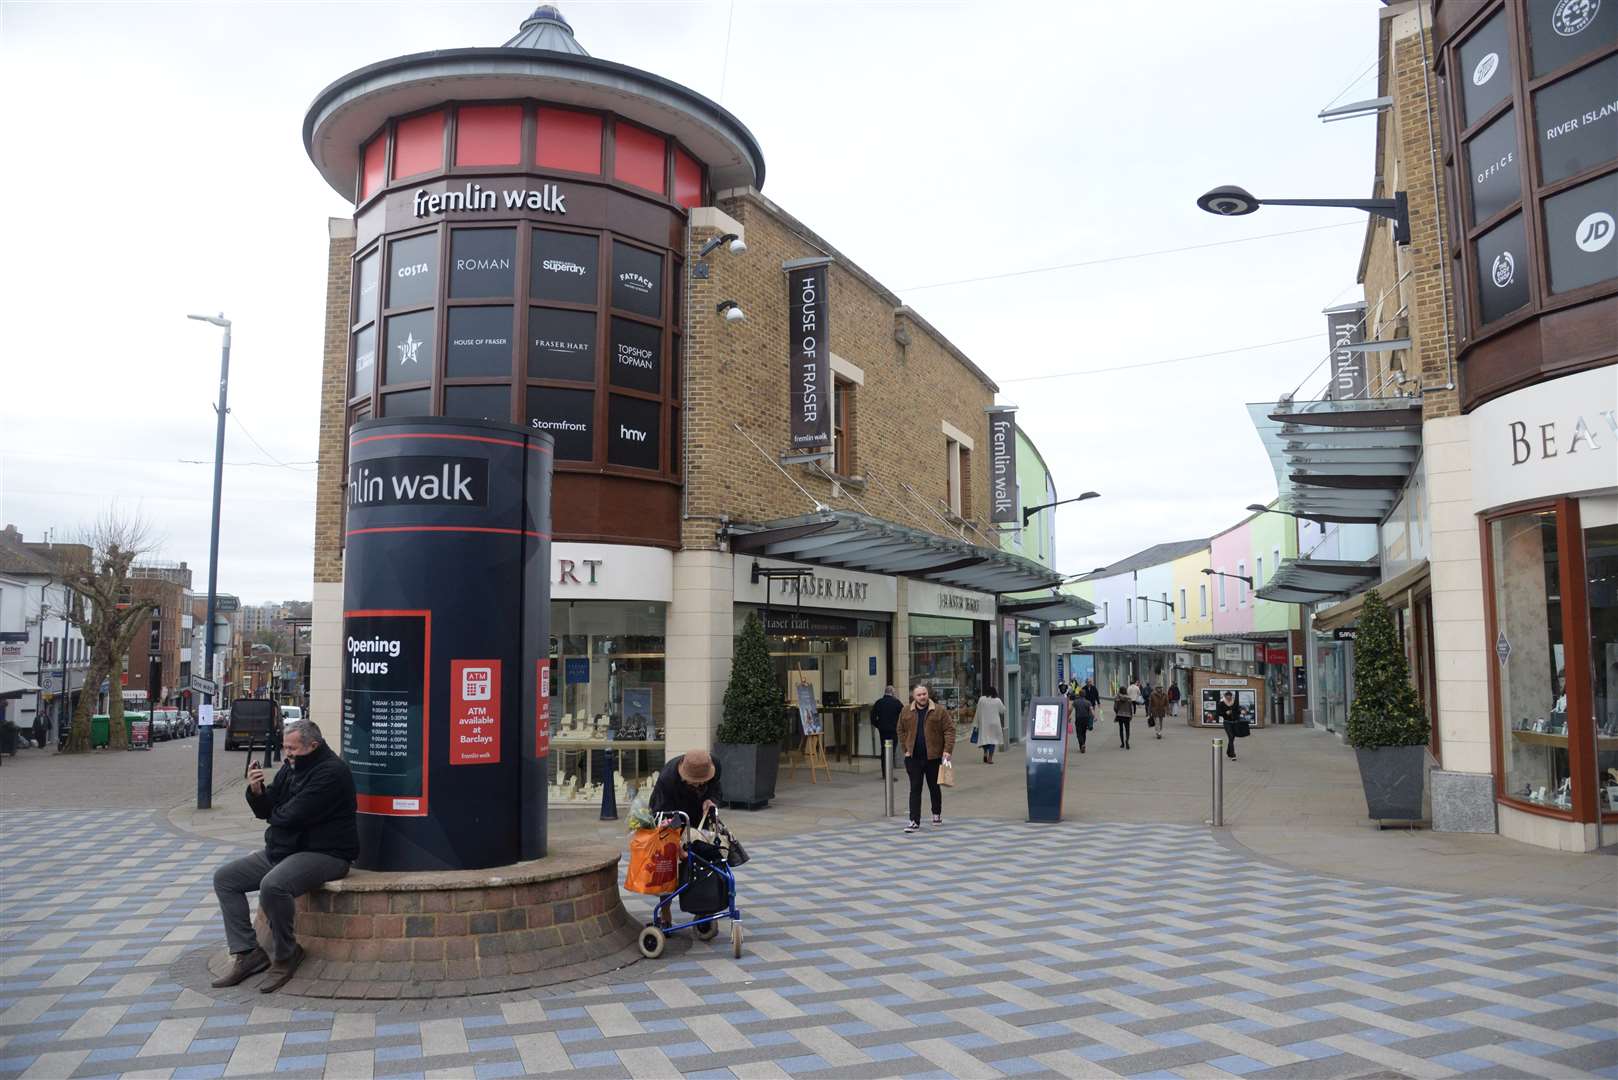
1324, 302, 1367, 401
785, 258, 832, 448
987, 408, 1019, 524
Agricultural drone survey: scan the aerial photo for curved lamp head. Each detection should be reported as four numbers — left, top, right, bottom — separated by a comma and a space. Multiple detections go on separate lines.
1245, 503, 1270, 514
1197, 185, 1259, 217
716, 300, 745, 323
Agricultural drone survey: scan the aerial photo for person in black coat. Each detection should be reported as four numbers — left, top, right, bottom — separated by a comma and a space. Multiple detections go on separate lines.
1215, 691, 1241, 760
870, 686, 903, 781
650, 749, 723, 825
212, 720, 357, 992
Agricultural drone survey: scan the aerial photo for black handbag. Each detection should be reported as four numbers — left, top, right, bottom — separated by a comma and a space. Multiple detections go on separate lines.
678, 859, 729, 913
1231, 719, 1252, 738
721, 825, 750, 868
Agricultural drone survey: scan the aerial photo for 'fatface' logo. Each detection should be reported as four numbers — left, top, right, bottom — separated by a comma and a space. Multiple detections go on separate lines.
1553, 0, 1600, 36
1472, 51, 1500, 86
618, 272, 654, 295
1491, 250, 1517, 288
397, 332, 424, 365
1576, 210, 1615, 252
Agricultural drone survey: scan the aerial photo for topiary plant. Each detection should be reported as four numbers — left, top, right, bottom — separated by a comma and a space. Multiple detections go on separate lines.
718, 612, 786, 745
1345, 589, 1429, 749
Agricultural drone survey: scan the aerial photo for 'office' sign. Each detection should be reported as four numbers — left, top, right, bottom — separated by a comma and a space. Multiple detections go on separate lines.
785, 258, 833, 448
988, 408, 1018, 524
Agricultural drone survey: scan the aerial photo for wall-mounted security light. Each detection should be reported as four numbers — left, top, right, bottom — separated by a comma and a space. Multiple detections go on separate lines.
1196, 184, 1411, 245
699, 233, 747, 257
716, 300, 745, 323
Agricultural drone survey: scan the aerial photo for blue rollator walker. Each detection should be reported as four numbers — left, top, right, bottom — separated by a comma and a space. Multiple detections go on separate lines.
638, 810, 743, 959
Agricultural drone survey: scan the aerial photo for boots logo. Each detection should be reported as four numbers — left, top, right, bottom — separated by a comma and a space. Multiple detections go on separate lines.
348, 456, 489, 507
1553, 0, 1600, 36
1492, 250, 1516, 288
1576, 210, 1614, 252
617, 271, 654, 294
1473, 51, 1500, 86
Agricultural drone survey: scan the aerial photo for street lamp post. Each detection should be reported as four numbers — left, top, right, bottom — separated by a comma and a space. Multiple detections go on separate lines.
1016, 491, 1100, 528
1200, 568, 1254, 588
188, 312, 231, 810
1136, 595, 1175, 616
1196, 185, 1411, 245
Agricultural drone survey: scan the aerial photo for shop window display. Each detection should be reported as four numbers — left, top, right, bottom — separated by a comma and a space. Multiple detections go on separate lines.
1492, 510, 1571, 809
546, 601, 666, 808
1585, 521, 1618, 814
910, 615, 981, 716
738, 608, 888, 762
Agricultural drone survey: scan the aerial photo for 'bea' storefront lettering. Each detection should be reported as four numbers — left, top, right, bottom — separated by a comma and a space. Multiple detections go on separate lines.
1508, 411, 1616, 464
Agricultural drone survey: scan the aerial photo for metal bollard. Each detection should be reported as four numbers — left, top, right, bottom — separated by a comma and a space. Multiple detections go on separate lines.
883, 740, 895, 817
1210, 738, 1225, 827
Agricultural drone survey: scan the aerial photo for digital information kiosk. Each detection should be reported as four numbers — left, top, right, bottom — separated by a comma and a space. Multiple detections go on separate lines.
1025, 696, 1070, 822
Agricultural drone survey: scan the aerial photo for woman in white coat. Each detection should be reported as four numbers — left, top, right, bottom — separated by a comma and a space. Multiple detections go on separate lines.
973, 685, 1008, 764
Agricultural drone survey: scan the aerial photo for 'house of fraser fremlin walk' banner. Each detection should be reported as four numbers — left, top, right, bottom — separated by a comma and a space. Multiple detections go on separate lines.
786, 258, 832, 448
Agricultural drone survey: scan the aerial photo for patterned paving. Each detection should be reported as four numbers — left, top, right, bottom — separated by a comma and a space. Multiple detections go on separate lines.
0, 810, 1614, 1079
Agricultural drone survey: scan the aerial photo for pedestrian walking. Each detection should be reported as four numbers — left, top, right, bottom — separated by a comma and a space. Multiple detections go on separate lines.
32, 712, 47, 751
870, 685, 903, 782
973, 685, 1006, 764
897, 683, 954, 833
1168, 681, 1181, 718
1128, 676, 1144, 713
1215, 690, 1241, 760
1070, 684, 1094, 754
211, 720, 358, 993
1148, 684, 1169, 739
1113, 685, 1135, 749
1084, 677, 1101, 709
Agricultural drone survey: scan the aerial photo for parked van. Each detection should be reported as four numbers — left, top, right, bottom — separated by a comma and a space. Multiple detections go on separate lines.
225, 699, 281, 751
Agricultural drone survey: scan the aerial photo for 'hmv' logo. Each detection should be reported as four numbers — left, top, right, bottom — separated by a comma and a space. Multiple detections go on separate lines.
619, 425, 647, 442
348, 456, 489, 507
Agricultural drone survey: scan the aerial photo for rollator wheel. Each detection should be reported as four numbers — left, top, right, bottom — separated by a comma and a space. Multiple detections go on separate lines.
731, 920, 744, 959
638, 925, 666, 959
695, 920, 719, 941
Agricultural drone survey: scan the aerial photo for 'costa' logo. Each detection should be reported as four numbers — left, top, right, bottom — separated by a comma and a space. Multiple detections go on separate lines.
1472, 51, 1499, 86
1553, 0, 1600, 36
396, 263, 430, 278
1491, 250, 1516, 288
1576, 210, 1614, 253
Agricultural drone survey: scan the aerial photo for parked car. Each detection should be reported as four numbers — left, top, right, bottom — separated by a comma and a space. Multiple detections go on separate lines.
280, 705, 304, 723
149, 713, 172, 741
225, 699, 281, 751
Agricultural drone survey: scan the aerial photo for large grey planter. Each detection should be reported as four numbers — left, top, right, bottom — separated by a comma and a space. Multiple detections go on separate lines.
1355, 744, 1427, 821
714, 742, 781, 810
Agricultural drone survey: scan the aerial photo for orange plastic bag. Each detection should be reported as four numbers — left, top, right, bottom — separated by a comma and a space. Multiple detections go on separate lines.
625, 826, 682, 894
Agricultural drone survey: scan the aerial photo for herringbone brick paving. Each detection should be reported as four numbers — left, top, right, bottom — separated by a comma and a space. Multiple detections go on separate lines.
0, 811, 1613, 1078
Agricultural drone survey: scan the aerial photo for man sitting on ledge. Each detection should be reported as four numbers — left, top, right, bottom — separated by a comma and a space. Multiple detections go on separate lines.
212, 718, 358, 992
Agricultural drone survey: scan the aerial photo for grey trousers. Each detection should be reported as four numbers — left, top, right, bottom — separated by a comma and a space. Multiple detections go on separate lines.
214, 850, 349, 962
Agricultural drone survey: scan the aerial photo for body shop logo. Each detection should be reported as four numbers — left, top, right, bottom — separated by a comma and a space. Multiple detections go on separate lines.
1491, 250, 1516, 287
348, 455, 489, 507
1553, 0, 1600, 35
1576, 210, 1614, 252
1472, 51, 1500, 85
542, 259, 588, 276
617, 271, 654, 294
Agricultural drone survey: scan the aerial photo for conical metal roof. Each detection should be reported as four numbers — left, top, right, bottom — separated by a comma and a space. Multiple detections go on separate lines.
504, 5, 589, 55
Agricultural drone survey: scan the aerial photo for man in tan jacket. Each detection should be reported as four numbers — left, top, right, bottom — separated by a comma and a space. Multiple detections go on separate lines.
895, 683, 955, 833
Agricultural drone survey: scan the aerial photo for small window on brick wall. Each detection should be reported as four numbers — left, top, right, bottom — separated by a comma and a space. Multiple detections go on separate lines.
958, 447, 972, 519
833, 379, 855, 477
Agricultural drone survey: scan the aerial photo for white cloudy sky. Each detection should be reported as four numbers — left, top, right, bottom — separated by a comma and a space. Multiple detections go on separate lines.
0, 1, 1378, 600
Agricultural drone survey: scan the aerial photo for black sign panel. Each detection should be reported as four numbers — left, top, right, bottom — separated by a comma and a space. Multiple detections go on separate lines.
611, 241, 663, 318
787, 260, 831, 448
352, 326, 376, 397
1529, 0, 1617, 78
1326, 304, 1367, 400
1467, 111, 1521, 225
388, 233, 439, 309
527, 308, 596, 381
607, 395, 660, 470
1459, 13, 1511, 128
609, 317, 661, 393
445, 306, 513, 377
347, 455, 489, 508
1534, 54, 1618, 184
449, 228, 516, 298
444, 385, 511, 422
758, 610, 858, 638
531, 229, 598, 305
527, 388, 593, 460
987, 410, 1018, 524
1475, 213, 1531, 324
341, 611, 428, 816
384, 310, 434, 385
355, 251, 379, 325
382, 389, 430, 417
1545, 172, 1618, 294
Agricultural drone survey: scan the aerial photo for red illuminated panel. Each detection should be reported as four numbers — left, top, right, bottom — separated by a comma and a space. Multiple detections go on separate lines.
392, 110, 445, 180
673, 148, 702, 209
456, 104, 522, 167
360, 135, 387, 201
535, 107, 602, 175
614, 122, 666, 194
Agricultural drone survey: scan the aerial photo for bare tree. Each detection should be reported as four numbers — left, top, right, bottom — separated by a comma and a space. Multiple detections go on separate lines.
59, 510, 158, 753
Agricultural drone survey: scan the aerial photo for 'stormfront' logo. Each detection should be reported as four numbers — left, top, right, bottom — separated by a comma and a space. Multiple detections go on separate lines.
1576, 210, 1615, 252
397, 332, 424, 364
1553, 0, 1600, 36
1473, 51, 1500, 86
1492, 250, 1516, 288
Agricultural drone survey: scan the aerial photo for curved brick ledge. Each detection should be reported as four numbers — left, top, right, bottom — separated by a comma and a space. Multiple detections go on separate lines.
214, 843, 641, 999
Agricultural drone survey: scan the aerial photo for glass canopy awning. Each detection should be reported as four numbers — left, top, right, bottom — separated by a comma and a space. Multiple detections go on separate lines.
1248, 397, 1421, 524
996, 594, 1099, 623
726, 510, 1067, 594
1255, 557, 1381, 604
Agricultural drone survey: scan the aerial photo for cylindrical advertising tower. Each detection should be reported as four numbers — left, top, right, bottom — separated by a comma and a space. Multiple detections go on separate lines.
342, 416, 552, 871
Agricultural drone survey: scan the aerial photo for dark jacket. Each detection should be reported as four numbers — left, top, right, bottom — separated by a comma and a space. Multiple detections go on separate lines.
245, 742, 358, 864
1215, 697, 1241, 727
896, 702, 955, 760
870, 693, 903, 739
1083, 682, 1101, 707
1072, 695, 1095, 729
649, 754, 723, 826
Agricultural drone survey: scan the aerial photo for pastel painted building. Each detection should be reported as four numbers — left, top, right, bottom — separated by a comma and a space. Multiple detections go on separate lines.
1248, 511, 1301, 636
1171, 546, 1213, 642
1134, 559, 1176, 646
1209, 516, 1256, 636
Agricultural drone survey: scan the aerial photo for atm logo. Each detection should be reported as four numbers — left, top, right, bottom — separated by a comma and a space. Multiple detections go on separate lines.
348, 455, 489, 507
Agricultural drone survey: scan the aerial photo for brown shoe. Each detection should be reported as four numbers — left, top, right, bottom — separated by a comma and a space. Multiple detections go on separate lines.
258, 943, 304, 993
211, 947, 269, 988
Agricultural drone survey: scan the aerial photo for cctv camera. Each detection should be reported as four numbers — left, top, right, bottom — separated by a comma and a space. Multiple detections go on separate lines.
728, 238, 747, 255
1196, 185, 1259, 216
724, 304, 745, 323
